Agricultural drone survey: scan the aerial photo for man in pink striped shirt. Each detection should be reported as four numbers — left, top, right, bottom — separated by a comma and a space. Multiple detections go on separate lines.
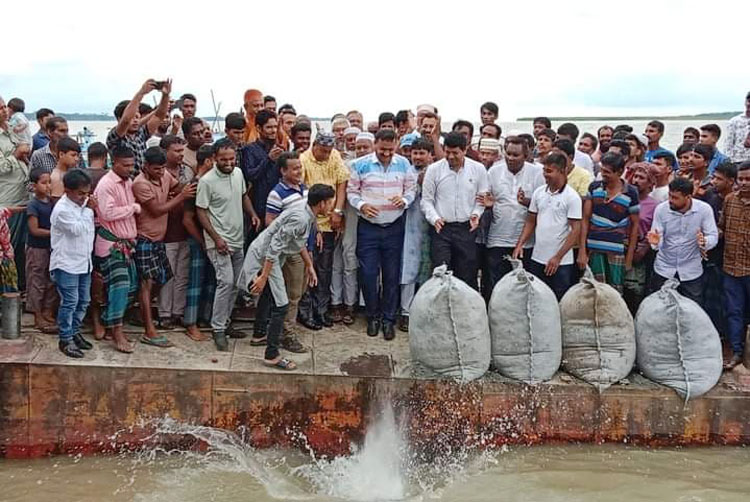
347, 129, 417, 339
93, 146, 141, 353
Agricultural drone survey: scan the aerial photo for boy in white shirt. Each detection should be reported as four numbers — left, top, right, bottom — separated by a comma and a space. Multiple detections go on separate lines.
50, 170, 97, 358
513, 152, 582, 299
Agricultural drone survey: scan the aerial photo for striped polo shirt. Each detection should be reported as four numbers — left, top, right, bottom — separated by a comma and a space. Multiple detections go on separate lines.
347, 152, 418, 225
266, 181, 308, 215
585, 180, 640, 254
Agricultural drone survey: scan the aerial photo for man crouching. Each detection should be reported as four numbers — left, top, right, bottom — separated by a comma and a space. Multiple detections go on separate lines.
239, 184, 335, 370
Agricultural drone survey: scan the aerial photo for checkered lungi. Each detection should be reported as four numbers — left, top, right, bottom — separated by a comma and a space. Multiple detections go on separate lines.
135, 237, 173, 285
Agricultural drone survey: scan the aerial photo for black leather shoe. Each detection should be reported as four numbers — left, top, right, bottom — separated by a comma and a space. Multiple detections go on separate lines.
226, 324, 248, 339
214, 331, 229, 352
382, 322, 396, 341
73, 333, 93, 350
397, 315, 409, 333
59, 340, 84, 358
367, 318, 381, 337
299, 316, 323, 331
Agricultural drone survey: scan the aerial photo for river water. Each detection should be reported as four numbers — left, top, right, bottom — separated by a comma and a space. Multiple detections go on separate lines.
2, 410, 748, 502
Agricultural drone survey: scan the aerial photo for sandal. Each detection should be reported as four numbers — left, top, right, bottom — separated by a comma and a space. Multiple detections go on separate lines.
263, 357, 297, 371
250, 335, 267, 346
139, 335, 173, 348
342, 307, 355, 325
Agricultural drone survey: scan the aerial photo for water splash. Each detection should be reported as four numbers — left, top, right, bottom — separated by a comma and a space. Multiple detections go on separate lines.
292, 404, 406, 501
131, 402, 497, 502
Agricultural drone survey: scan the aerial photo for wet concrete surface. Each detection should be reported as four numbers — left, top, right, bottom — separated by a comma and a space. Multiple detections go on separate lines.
3, 311, 750, 391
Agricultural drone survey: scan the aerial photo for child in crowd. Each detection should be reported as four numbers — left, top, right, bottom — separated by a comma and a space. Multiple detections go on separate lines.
50, 170, 96, 358
51, 137, 82, 200
7, 98, 32, 147
26, 168, 59, 333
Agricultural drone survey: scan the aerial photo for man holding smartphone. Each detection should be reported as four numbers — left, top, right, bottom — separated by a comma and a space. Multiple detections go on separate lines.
240, 109, 284, 235
106, 79, 171, 176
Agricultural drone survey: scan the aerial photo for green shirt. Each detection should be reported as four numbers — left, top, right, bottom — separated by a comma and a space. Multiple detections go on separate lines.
196, 166, 246, 250
0, 128, 29, 206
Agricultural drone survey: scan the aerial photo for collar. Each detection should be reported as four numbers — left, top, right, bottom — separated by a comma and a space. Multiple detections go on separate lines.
669, 200, 697, 216
213, 165, 235, 178
305, 204, 316, 220
106, 170, 130, 184
546, 182, 567, 194
143, 173, 164, 187
279, 180, 304, 192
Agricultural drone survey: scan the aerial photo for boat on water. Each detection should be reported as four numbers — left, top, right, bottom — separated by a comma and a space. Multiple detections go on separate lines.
74, 126, 97, 150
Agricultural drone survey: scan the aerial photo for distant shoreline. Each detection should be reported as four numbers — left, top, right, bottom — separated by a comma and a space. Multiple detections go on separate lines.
23, 113, 331, 122
517, 112, 740, 122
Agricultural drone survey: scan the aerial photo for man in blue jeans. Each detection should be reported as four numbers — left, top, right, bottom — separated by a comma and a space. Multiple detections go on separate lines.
348, 129, 417, 339
512, 153, 582, 300
720, 161, 750, 370
50, 170, 97, 358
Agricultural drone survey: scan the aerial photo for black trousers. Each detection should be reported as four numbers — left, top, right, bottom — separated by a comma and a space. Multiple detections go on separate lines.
254, 285, 288, 361
649, 272, 704, 306
298, 231, 335, 319
486, 246, 534, 294
430, 222, 478, 289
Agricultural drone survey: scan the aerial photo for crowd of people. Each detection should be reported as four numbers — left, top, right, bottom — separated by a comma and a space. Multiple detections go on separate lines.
0, 80, 749, 372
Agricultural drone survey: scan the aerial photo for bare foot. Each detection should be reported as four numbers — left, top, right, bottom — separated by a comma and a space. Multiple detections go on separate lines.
114, 337, 135, 353
112, 327, 135, 353
93, 319, 106, 340
185, 324, 210, 342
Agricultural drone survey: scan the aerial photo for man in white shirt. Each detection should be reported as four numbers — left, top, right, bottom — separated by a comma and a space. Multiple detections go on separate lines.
512, 152, 582, 300
486, 136, 545, 289
50, 169, 97, 358
646, 177, 718, 305
421, 132, 489, 289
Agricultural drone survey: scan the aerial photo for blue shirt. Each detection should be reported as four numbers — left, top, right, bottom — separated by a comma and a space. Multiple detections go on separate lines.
32, 131, 49, 153
27, 198, 54, 248
708, 149, 730, 175
240, 140, 279, 221
267, 181, 315, 250
266, 182, 308, 215
585, 181, 640, 255
650, 199, 719, 282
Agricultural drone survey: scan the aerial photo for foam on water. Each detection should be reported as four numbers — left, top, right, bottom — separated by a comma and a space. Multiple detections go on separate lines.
135, 402, 495, 502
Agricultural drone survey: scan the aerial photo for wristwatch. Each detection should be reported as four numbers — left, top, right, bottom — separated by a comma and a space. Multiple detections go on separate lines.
333, 208, 344, 216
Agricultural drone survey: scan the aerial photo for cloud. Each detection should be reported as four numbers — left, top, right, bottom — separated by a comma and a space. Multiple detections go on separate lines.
5, 0, 750, 121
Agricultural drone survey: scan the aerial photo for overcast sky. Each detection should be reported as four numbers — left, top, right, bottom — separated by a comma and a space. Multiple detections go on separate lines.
4, 0, 749, 122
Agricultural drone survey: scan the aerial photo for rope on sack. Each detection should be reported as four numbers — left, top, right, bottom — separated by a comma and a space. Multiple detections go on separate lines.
664, 280, 691, 404
583, 267, 605, 392
509, 258, 534, 382
443, 266, 466, 383
525, 275, 535, 383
